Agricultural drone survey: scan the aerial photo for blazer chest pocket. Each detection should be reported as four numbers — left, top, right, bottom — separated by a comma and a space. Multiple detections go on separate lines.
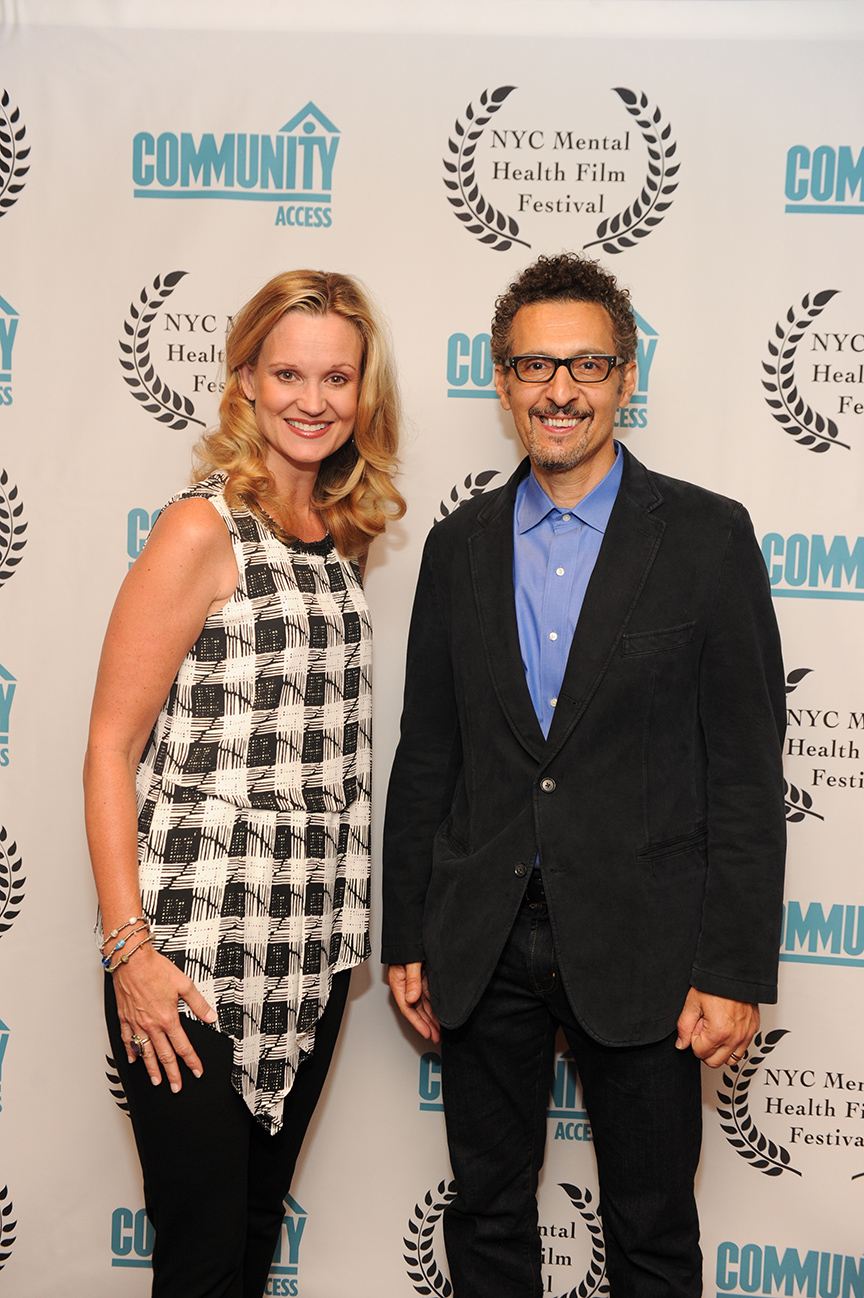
621, 621, 696, 657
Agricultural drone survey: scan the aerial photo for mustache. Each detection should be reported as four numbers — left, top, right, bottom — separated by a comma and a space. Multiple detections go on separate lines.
529, 403, 590, 419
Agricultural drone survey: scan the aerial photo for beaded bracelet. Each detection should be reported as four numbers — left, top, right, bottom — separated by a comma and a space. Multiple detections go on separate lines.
101, 915, 150, 949
101, 923, 151, 969
107, 934, 154, 975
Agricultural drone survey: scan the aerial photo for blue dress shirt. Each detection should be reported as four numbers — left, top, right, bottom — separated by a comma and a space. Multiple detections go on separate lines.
513, 446, 623, 739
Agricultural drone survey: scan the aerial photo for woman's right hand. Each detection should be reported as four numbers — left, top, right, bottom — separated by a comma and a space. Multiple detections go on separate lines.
111, 943, 218, 1091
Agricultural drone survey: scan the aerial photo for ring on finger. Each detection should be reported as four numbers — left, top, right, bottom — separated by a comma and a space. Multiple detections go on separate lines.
729, 1051, 742, 1062
130, 1033, 151, 1061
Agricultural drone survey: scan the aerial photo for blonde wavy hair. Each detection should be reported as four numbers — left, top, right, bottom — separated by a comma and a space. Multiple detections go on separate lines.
194, 270, 405, 557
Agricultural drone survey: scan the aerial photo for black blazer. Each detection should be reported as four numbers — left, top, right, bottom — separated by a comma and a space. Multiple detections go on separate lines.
382, 449, 786, 1045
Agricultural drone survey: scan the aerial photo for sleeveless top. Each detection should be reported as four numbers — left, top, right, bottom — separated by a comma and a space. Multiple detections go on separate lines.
135, 474, 372, 1132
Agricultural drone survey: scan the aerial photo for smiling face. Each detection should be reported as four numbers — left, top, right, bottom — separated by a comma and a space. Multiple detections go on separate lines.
239, 310, 363, 487
495, 299, 636, 500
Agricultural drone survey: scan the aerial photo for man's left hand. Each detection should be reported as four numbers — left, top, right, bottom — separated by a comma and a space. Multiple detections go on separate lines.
675, 988, 759, 1068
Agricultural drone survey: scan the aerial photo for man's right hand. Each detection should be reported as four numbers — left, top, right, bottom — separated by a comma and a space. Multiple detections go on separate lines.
388, 962, 441, 1044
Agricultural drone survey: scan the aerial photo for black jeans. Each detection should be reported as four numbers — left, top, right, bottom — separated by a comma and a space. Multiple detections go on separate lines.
105, 969, 350, 1298
440, 901, 702, 1297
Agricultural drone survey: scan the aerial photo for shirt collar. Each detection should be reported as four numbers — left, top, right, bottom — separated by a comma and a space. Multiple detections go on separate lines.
515, 441, 623, 536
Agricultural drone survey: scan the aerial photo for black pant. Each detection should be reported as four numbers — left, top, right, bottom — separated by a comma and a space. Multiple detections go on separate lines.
105, 970, 350, 1298
440, 902, 703, 1297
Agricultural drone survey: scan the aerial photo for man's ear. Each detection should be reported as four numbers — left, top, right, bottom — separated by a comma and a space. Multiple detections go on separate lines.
494, 366, 511, 411
617, 361, 638, 408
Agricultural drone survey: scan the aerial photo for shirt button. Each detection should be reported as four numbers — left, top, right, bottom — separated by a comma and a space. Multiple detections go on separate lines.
562, 514, 571, 521
550, 697, 557, 707
514, 863, 528, 878
540, 777, 556, 793
556, 567, 564, 576
549, 632, 558, 641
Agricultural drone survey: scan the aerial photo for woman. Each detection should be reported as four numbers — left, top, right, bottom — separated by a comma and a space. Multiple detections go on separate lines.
84, 270, 404, 1297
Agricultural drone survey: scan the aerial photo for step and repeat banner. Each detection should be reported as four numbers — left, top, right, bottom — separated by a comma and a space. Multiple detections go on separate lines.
0, 3, 862, 1294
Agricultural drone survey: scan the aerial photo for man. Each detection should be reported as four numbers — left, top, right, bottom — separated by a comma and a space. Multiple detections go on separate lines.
382, 253, 785, 1297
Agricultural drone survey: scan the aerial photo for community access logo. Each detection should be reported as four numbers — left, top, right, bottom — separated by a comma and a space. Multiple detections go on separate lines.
126, 508, 161, 567
760, 532, 864, 601
716, 1241, 864, 1296
404, 1179, 607, 1297
781, 901, 864, 969
0, 1019, 8, 1112
445, 311, 658, 424
443, 85, 677, 254
133, 103, 338, 228
119, 270, 231, 431
0, 667, 14, 768
109, 1195, 307, 1287
0, 90, 29, 220
0, 296, 17, 406
762, 289, 864, 453
418, 1048, 593, 1145
785, 143, 864, 215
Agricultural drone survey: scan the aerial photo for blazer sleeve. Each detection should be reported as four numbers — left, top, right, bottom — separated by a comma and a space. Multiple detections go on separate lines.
691, 503, 786, 1003
381, 536, 463, 966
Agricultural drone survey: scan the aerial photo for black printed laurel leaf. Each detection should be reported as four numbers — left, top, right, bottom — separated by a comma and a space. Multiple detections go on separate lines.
105, 1056, 131, 1115
404, 1182, 457, 1297
0, 472, 26, 589
443, 87, 528, 252
763, 292, 848, 453
784, 780, 824, 823
558, 1184, 608, 1295
584, 88, 677, 254
714, 1034, 800, 1178
0, 91, 28, 218
435, 471, 501, 525
119, 272, 205, 431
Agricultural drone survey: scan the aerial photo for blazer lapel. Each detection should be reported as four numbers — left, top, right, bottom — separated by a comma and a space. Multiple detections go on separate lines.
469, 462, 546, 760
543, 449, 665, 760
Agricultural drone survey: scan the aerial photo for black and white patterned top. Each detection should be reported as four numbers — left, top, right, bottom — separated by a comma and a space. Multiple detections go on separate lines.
135, 474, 371, 1133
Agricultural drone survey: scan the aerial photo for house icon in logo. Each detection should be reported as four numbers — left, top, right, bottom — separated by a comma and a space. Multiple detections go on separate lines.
279, 103, 340, 196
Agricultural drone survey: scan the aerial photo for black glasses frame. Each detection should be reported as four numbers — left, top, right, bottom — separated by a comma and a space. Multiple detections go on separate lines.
507, 354, 628, 384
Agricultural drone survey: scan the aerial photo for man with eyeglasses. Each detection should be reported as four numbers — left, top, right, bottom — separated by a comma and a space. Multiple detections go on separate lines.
383, 253, 785, 1297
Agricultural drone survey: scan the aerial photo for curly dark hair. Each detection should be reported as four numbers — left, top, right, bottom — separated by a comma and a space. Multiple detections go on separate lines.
490, 252, 638, 366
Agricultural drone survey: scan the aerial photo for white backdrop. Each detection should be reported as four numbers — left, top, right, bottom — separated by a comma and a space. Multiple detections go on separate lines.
0, 2, 863, 1293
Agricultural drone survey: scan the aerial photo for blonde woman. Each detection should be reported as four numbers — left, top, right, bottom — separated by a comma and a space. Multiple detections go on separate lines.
85, 270, 404, 1297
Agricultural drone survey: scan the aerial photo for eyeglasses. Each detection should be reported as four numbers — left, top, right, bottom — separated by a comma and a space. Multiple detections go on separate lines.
507, 354, 628, 384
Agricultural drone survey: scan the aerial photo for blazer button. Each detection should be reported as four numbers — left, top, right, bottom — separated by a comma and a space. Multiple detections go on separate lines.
540, 777, 556, 793
514, 863, 527, 878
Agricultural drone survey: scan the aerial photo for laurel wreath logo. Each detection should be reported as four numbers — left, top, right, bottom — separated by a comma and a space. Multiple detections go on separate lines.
435, 470, 501, 523
0, 1185, 16, 1271
715, 1030, 801, 1177
0, 91, 29, 218
0, 470, 27, 588
120, 271, 205, 431
762, 291, 849, 453
443, 87, 530, 252
584, 89, 679, 255
105, 1056, 131, 1116
786, 667, 813, 696
557, 1185, 608, 1297
404, 1179, 608, 1298
404, 1179, 457, 1297
784, 779, 824, 824
0, 826, 25, 938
